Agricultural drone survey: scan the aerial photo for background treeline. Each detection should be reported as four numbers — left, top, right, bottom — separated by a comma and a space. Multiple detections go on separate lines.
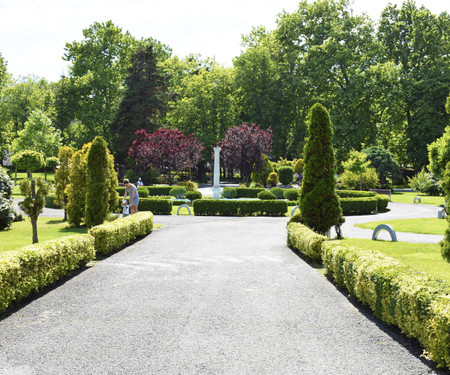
0, 0, 448, 178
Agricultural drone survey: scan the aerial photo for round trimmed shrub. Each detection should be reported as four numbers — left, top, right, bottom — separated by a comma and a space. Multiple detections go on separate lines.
169, 186, 187, 199
270, 187, 285, 199
294, 158, 304, 174
178, 180, 198, 191
278, 166, 294, 185
258, 190, 276, 200
186, 190, 202, 201
266, 172, 278, 186
137, 186, 149, 198
222, 187, 237, 199
284, 189, 299, 201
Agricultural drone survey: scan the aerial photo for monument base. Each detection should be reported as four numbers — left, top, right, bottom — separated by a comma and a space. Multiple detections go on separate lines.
212, 186, 221, 199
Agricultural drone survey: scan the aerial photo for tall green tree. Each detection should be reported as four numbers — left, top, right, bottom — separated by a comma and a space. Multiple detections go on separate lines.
441, 162, 450, 262
54, 146, 74, 220
85, 136, 109, 228
111, 44, 170, 163
11, 109, 62, 158
299, 103, 342, 235
378, 1, 450, 169
342, 150, 371, 191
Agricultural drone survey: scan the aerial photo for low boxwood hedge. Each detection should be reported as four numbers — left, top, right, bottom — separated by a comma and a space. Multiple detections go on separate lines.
287, 222, 327, 261
148, 185, 173, 196
88, 212, 153, 256
339, 197, 378, 215
336, 190, 377, 198
0, 234, 95, 313
193, 199, 287, 216
138, 198, 172, 215
235, 187, 265, 198
375, 195, 389, 211
322, 242, 450, 369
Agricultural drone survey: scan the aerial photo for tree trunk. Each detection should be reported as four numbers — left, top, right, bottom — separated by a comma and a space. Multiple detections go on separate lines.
31, 217, 38, 244
197, 161, 207, 184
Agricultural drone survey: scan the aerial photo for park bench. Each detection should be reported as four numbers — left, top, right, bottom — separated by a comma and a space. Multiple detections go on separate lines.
369, 188, 391, 201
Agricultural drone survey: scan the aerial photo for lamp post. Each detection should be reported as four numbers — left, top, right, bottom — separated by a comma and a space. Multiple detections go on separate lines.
212, 147, 221, 199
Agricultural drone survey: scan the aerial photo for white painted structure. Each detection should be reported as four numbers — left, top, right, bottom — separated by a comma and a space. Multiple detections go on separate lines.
212, 147, 221, 199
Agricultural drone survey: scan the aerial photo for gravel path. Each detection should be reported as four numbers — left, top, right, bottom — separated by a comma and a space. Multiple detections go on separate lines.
0, 214, 447, 374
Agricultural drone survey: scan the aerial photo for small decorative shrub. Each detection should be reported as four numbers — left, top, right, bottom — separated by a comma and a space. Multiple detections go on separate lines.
222, 187, 237, 199
186, 190, 202, 201
266, 172, 278, 186
284, 189, 299, 201
0, 166, 15, 230
257, 190, 276, 200
340, 167, 379, 190
148, 185, 173, 196
294, 158, 304, 174
45, 194, 61, 209
137, 186, 149, 198
235, 188, 265, 198
178, 181, 198, 191
169, 186, 187, 199
270, 187, 285, 199
138, 198, 172, 215
278, 166, 294, 185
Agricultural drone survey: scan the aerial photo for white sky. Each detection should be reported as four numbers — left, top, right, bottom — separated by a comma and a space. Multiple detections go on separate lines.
0, 0, 448, 82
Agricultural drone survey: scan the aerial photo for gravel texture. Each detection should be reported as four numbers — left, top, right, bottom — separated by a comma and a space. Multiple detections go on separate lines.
0, 214, 447, 374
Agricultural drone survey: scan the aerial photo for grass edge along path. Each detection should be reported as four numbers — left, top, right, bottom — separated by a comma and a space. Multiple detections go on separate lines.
340, 238, 449, 284
355, 218, 447, 235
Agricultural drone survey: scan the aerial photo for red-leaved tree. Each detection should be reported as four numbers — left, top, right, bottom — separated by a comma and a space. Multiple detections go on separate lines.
218, 123, 273, 184
128, 129, 204, 177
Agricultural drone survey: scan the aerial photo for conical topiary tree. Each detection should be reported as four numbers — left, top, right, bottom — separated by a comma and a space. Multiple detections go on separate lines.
85, 136, 109, 228
298, 103, 342, 235
54, 146, 74, 221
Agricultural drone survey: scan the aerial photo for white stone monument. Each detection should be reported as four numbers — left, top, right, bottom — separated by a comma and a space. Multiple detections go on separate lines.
212, 147, 221, 199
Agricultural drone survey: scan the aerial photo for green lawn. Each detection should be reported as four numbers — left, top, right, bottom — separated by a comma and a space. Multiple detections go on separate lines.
390, 191, 444, 206
340, 238, 449, 283
10, 171, 55, 199
0, 217, 87, 253
355, 218, 447, 235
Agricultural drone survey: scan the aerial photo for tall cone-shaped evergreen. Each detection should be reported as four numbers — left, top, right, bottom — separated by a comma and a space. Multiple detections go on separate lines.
85, 136, 109, 228
298, 103, 342, 235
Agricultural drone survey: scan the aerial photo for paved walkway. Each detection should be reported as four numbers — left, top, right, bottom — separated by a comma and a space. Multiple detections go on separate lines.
0, 212, 447, 373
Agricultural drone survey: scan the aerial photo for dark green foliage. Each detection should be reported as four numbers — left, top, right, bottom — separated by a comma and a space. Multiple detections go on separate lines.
0, 167, 15, 230
270, 187, 285, 199
299, 104, 342, 235
222, 187, 237, 199
148, 186, 173, 196
193, 199, 287, 216
116, 187, 126, 196
362, 146, 400, 185
45, 157, 59, 170
0, 167, 13, 199
251, 154, 274, 186
258, 190, 276, 200
278, 166, 294, 185
45, 194, 60, 209
283, 189, 299, 201
375, 195, 389, 211
440, 161, 450, 262
137, 186, 149, 198
339, 197, 378, 215
336, 190, 377, 198
169, 186, 187, 198
186, 190, 202, 201
138, 198, 172, 215
85, 136, 109, 228
235, 187, 265, 198
266, 172, 278, 186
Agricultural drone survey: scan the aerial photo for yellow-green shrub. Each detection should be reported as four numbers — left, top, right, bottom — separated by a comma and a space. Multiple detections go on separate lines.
0, 234, 95, 313
322, 241, 450, 368
286, 222, 327, 261
88, 212, 153, 255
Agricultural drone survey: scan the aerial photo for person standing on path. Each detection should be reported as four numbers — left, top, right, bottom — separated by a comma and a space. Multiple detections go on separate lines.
123, 179, 139, 214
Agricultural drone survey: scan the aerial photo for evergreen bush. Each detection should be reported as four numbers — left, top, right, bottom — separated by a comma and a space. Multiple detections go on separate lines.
340, 167, 379, 190
178, 180, 198, 191
294, 158, 304, 174
284, 189, 299, 201
222, 187, 237, 199
85, 137, 109, 228
298, 103, 342, 235
54, 146, 74, 220
0, 166, 15, 230
148, 185, 173, 196
186, 190, 202, 201
257, 190, 276, 200
270, 187, 285, 199
137, 186, 149, 198
441, 161, 450, 262
251, 154, 273, 186
235, 187, 264, 198
169, 186, 187, 198
278, 166, 294, 185
266, 172, 278, 186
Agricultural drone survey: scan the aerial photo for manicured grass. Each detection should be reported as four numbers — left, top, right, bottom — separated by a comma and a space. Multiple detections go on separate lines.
10, 172, 55, 199
355, 218, 447, 235
340, 238, 449, 283
0, 217, 87, 253
390, 191, 444, 206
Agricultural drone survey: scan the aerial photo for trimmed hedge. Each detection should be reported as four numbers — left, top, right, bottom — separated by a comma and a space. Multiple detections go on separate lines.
375, 195, 389, 211
116, 186, 125, 196
193, 199, 287, 216
148, 185, 173, 196
0, 234, 95, 313
138, 198, 172, 215
336, 190, 377, 198
258, 190, 276, 200
284, 189, 299, 201
322, 242, 450, 368
235, 187, 265, 198
137, 186, 149, 198
88, 212, 153, 255
287, 222, 327, 261
186, 190, 202, 201
339, 197, 378, 215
